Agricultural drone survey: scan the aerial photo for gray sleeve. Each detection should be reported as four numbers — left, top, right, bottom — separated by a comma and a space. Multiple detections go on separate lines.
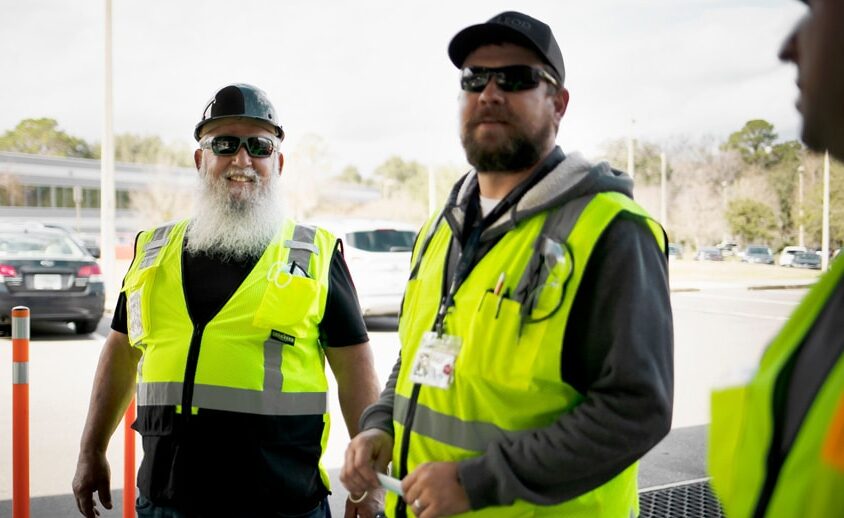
359, 352, 402, 437
458, 214, 674, 508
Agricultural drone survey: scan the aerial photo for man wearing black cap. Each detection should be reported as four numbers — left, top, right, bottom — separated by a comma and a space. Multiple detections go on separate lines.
708, 2, 844, 516
342, 11, 673, 518
72, 83, 383, 518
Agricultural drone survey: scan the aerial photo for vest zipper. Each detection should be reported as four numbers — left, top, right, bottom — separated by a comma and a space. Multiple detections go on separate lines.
180, 323, 206, 423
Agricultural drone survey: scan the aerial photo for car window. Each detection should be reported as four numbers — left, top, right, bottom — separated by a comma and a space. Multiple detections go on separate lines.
747, 247, 769, 254
346, 230, 416, 253
0, 231, 88, 259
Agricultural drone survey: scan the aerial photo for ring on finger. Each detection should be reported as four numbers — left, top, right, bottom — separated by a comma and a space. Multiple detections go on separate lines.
413, 498, 424, 510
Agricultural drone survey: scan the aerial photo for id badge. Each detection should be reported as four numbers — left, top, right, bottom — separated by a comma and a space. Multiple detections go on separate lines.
409, 331, 462, 389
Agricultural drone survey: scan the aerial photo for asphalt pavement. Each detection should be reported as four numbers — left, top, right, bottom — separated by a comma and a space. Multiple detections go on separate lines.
0, 426, 709, 518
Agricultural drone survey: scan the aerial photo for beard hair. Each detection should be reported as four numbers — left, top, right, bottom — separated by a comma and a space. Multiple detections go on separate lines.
461, 114, 553, 172
185, 158, 285, 262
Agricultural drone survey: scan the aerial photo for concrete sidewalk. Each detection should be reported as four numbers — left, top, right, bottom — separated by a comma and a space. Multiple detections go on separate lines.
0, 425, 708, 517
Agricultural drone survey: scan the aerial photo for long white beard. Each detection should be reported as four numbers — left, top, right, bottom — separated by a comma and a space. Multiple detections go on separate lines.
185, 158, 285, 261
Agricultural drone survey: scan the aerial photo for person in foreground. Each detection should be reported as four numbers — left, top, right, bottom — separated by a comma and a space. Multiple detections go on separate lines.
341, 11, 673, 518
708, 1, 844, 516
72, 83, 382, 518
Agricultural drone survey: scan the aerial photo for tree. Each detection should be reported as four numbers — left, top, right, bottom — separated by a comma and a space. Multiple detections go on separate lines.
0, 118, 95, 158
726, 198, 779, 244
337, 165, 363, 184
0, 173, 24, 206
724, 119, 778, 166
598, 138, 668, 186
106, 133, 194, 167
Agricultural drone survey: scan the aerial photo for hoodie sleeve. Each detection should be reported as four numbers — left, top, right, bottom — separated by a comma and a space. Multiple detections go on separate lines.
458, 212, 674, 508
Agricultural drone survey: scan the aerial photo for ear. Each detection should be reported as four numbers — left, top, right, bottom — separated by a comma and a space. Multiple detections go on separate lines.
553, 88, 570, 124
194, 148, 203, 170
277, 152, 284, 177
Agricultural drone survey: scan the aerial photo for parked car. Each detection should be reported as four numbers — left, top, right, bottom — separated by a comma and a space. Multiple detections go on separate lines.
791, 251, 822, 269
717, 241, 739, 257
695, 247, 724, 261
0, 223, 105, 334
667, 243, 684, 260
309, 219, 417, 317
742, 245, 775, 265
778, 245, 808, 267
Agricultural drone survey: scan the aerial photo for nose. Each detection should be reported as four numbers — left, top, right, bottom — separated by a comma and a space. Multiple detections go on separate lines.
477, 78, 505, 104
230, 143, 253, 168
779, 16, 805, 64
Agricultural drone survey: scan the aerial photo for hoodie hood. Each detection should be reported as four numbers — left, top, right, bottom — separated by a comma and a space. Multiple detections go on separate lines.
444, 148, 634, 243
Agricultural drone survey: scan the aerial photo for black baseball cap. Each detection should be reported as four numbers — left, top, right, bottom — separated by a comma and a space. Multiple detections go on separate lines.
448, 11, 565, 85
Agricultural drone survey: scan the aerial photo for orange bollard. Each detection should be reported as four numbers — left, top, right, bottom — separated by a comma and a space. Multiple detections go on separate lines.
12, 306, 30, 518
123, 397, 136, 518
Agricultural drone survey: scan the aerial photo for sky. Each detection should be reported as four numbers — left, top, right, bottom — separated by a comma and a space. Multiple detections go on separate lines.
0, 0, 807, 176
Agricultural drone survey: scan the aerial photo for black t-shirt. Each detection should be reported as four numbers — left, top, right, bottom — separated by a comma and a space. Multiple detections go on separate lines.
112, 238, 368, 347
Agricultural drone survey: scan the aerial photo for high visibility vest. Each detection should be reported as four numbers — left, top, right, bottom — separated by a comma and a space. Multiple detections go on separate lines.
389, 192, 666, 517
123, 218, 336, 489
710, 256, 844, 517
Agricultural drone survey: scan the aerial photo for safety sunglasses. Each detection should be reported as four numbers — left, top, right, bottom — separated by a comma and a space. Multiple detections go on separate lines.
460, 65, 559, 93
200, 135, 277, 158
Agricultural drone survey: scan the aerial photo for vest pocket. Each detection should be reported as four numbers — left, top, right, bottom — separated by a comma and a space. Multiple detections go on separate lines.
253, 274, 320, 329
124, 265, 158, 345
458, 291, 539, 391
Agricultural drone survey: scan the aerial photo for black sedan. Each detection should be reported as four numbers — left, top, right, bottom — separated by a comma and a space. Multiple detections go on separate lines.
0, 224, 105, 334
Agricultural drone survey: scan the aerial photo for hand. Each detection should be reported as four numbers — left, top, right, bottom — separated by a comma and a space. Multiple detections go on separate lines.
402, 462, 470, 518
341, 428, 394, 496
343, 487, 386, 518
71, 451, 113, 518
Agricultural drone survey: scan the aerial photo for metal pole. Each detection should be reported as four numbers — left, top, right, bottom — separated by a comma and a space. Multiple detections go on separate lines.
822, 151, 830, 271
101, 0, 117, 308
627, 120, 635, 180
12, 306, 30, 518
660, 152, 667, 228
798, 165, 805, 248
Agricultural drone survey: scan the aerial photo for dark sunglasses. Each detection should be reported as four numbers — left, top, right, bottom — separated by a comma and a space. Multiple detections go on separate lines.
200, 135, 277, 158
460, 65, 559, 93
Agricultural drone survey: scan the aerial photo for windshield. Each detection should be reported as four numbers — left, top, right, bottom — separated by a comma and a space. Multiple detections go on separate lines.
0, 231, 89, 259
346, 229, 416, 252
747, 247, 770, 255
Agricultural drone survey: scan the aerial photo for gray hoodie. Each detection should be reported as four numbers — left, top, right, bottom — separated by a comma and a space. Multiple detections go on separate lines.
360, 147, 673, 509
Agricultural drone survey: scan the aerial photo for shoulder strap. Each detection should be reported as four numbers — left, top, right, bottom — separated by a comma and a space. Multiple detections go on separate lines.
138, 222, 178, 269
284, 223, 320, 276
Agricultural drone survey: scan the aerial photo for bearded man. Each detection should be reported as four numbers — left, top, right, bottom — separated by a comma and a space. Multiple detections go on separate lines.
341, 12, 673, 518
73, 84, 382, 518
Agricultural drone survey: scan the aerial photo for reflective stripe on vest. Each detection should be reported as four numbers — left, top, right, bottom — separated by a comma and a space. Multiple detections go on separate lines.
137, 382, 327, 415
389, 192, 663, 517
710, 256, 844, 518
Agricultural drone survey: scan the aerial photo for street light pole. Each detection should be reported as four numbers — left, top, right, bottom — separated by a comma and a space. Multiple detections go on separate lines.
627, 119, 636, 180
660, 152, 667, 229
101, 0, 117, 305
822, 151, 830, 271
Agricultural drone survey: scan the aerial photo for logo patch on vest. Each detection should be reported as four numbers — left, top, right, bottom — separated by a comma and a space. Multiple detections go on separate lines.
271, 329, 296, 346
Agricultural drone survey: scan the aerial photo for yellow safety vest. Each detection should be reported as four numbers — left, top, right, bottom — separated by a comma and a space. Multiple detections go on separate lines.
123, 218, 336, 489
710, 256, 844, 517
389, 192, 666, 517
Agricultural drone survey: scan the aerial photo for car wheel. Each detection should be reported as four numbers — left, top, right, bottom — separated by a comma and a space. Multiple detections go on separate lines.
74, 319, 99, 335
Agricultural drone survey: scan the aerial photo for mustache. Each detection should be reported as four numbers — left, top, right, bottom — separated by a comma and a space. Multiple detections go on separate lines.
223, 167, 259, 181
466, 108, 512, 128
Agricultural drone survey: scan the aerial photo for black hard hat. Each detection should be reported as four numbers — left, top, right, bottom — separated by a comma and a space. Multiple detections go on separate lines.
194, 83, 284, 142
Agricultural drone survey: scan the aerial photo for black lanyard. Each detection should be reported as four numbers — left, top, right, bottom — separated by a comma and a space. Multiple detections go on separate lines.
431, 147, 566, 336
